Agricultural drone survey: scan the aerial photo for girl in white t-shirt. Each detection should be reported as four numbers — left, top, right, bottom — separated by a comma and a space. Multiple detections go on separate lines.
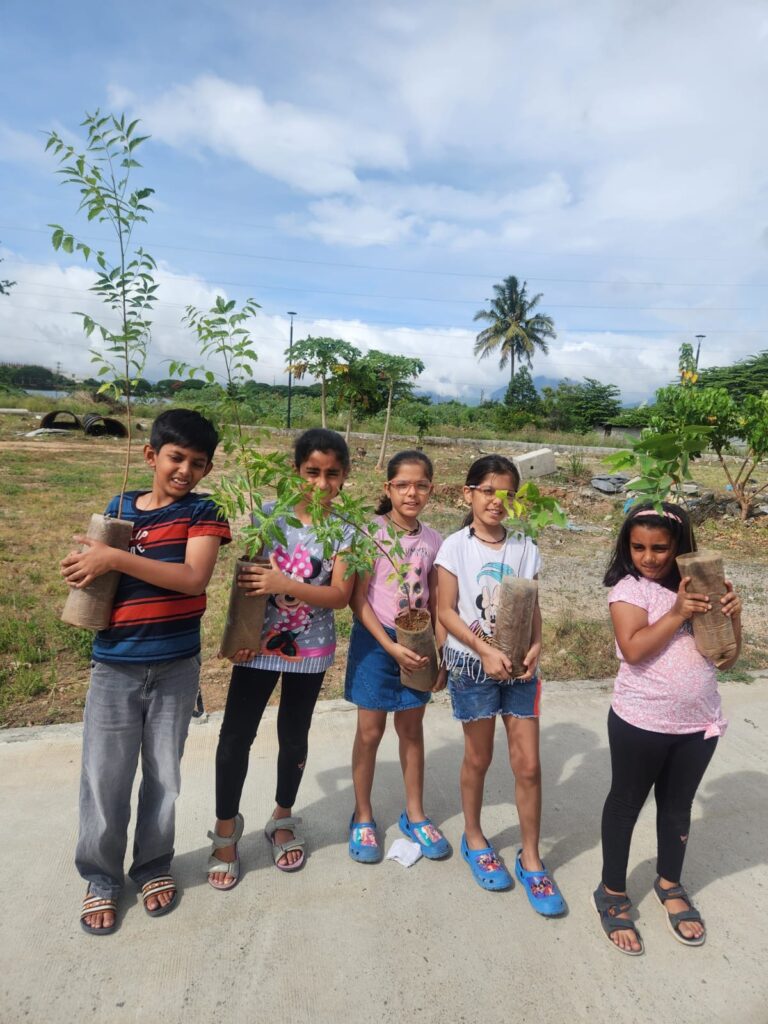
344, 450, 450, 864
435, 454, 564, 914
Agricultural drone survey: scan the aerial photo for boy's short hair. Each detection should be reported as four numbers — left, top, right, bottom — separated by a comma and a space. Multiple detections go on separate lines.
150, 409, 219, 461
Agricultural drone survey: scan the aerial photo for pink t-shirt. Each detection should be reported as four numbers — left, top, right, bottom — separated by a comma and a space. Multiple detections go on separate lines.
366, 517, 442, 630
608, 575, 726, 738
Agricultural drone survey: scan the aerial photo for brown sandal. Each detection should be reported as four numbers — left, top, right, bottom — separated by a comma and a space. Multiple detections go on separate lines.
141, 875, 177, 917
80, 891, 118, 936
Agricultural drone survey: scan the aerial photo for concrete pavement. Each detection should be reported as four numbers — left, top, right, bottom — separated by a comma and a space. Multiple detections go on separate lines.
2, 679, 767, 1024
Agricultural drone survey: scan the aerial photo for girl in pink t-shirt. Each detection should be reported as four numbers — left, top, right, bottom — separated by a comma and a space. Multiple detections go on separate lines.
593, 502, 742, 956
344, 450, 449, 864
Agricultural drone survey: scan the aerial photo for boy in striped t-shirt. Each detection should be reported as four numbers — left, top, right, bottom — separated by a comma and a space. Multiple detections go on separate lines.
61, 409, 231, 935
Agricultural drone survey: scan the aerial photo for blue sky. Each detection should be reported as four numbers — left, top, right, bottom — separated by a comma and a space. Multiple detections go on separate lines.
1, 0, 766, 403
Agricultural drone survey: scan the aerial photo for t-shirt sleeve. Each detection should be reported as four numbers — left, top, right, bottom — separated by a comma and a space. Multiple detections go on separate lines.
189, 497, 231, 544
434, 531, 460, 575
104, 494, 120, 517
608, 575, 647, 610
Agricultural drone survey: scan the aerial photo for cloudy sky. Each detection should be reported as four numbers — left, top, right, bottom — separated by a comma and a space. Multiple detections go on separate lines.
1, 0, 766, 404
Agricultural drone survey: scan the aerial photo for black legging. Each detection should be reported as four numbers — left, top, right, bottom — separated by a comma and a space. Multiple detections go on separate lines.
215, 665, 325, 820
601, 707, 717, 892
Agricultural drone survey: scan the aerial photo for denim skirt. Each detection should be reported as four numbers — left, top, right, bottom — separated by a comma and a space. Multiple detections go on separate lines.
344, 619, 432, 712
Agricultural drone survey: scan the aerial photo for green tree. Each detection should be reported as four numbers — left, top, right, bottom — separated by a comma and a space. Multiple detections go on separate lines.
328, 352, 382, 440
45, 111, 157, 517
365, 351, 425, 470
473, 275, 556, 382
541, 377, 620, 433
504, 364, 540, 415
696, 350, 768, 402
286, 336, 359, 428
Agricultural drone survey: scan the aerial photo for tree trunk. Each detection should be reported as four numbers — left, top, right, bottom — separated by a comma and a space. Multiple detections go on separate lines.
376, 385, 393, 470
344, 401, 353, 442
321, 379, 327, 428
510, 349, 515, 382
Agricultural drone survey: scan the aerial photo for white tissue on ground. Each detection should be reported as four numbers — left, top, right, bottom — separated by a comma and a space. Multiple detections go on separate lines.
386, 838, 422, 867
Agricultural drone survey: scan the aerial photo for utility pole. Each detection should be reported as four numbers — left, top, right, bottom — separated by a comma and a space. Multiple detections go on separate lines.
695, 334, 705, 369
286, 312, 297, 429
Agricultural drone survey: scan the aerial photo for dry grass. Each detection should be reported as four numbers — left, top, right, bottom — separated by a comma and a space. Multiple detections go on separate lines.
1, 414, 766, 726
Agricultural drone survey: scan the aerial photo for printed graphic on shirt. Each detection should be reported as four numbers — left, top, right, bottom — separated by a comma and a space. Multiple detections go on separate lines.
469, 560, 516, 642
261, 542, 328, 660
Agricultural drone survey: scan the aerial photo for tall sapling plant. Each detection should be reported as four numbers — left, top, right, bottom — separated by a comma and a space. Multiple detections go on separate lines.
47, 111, 157, 629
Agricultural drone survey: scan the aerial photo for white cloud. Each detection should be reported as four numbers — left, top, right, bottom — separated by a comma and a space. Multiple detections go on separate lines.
125, 75, 408, 195
0, 123, 49, 169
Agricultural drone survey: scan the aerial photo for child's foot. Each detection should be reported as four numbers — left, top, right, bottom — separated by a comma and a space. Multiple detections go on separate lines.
141, 876, 177, 917
398, 811, 451, 859
207, 814, 244, 890
654, 877, 706, 945
592, 883, 643, 955
265, 812, 306, 871
349, 815, 382, 863
80, 891, 117, 935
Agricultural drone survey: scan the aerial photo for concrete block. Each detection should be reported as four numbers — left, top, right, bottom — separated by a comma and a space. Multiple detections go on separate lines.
513, 447, 556, 482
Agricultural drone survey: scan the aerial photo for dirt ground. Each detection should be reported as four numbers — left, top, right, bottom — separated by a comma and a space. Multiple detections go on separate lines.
2, 424, 767, 726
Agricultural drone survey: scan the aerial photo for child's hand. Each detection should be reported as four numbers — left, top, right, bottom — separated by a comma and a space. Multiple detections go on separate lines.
519, 641, 541, 681
672, 577, 712, 620
226, 648, 259, 663
391, 643, 429, 675
480, 645, 513, 681
60, 537, 115, 588
431, 663, 448, 692
237, 555, 290, 597
721, 580, 742, 618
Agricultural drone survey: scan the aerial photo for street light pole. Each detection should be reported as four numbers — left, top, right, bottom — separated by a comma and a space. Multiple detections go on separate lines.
694, 334, 705, 369
286, 311, 297, 429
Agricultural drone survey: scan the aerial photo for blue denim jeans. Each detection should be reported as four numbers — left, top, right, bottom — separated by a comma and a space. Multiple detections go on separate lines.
75, 655, 201, 898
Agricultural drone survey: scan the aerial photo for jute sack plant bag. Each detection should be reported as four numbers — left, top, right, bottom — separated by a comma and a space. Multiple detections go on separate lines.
219, 557, 271, 659
61, 513, 133, 630
675, 550, 737, 667
494, 577, 538, 679
394, 608, 438, 692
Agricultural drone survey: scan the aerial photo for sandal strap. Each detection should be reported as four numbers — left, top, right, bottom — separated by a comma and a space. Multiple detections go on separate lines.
81, 896, 116, 920
655, 880, 690, 903
600, 914, 641, 937
207, 853, 240, 878
141, 876, 176, 902
264, 815, 302, 840
668, 907, 703, 926
593, 884, 633, 916
207, 813, 244, 848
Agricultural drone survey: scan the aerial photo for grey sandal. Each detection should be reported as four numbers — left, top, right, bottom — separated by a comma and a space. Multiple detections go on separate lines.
206, 813, 244, 891
264, 815, 305, 872
591, 883, 644, 956
653, 877, 705, 946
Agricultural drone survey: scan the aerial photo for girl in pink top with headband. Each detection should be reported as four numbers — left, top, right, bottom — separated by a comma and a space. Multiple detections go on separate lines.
592, 502, 741, 956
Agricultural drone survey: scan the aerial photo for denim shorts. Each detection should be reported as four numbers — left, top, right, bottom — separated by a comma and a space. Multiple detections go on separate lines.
344, 620, 431, 712
447, 662, 541, 723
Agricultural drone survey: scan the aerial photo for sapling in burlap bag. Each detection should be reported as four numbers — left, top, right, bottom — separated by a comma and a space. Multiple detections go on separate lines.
676, 550, 738, 667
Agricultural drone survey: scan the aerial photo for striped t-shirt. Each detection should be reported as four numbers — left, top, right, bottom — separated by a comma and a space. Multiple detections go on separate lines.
92, 490, 231, 664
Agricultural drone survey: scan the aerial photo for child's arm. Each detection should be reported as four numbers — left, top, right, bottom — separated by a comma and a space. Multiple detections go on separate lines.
350, 572, 429, 675
237, 552, 353, 610
436, 565, 513, 680
429, 566, 448, 691
611, 576, 714, 664
61, 535, 223, 596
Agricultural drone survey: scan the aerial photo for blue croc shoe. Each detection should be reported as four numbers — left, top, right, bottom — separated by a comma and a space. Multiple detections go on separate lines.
348, 816, 382, 864
515, 850, 565, 916
460, 833, 513, 891
399, 812, 451, 860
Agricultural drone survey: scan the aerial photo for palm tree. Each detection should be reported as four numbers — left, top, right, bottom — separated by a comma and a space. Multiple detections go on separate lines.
473, 275, 556, 382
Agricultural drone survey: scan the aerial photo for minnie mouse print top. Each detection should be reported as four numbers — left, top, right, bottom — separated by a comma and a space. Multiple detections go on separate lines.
241, 502, 354, 674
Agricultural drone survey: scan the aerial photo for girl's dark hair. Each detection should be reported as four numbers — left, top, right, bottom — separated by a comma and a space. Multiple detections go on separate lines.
461, 454, 521, 527
375, 449, 434, 515
294, 428, 350, 472
603, 501, 697, 591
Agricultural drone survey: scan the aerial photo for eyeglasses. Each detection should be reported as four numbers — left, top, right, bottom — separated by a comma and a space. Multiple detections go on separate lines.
388, 481, 432, 494
468, 486, 515, 501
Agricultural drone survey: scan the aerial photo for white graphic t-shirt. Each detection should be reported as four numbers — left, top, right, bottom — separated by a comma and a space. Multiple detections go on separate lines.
434, 526, 541, 663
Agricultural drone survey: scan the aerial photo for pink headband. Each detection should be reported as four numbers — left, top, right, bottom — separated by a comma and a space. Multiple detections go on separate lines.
631, 508, 683, 524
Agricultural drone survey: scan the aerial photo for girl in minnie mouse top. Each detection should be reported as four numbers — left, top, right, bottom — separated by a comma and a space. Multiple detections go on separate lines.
207, 429, 354, 889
